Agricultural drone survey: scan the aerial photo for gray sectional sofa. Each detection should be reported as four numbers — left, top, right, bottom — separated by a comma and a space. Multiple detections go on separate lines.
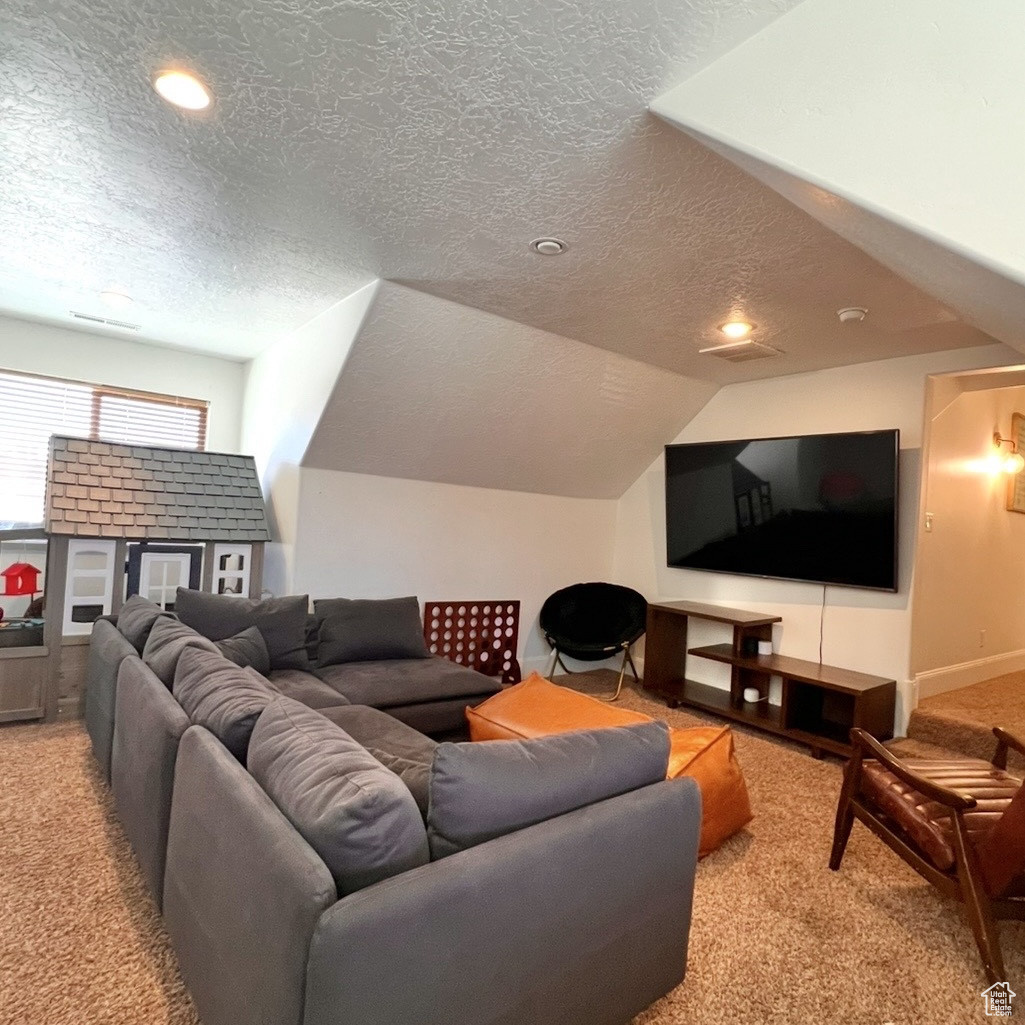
86, 591, 502, 783
85, 591, 702, 1025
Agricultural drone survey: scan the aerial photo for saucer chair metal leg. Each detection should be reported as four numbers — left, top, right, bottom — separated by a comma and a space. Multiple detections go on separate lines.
625, 647, 639, 681
547, 647, 572, 678
600, 645, 633, 703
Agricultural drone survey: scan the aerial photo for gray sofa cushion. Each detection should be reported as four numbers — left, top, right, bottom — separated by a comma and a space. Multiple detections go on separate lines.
214, 625, 270, 676
143, 616, 219, 687
427, 720, 671, 860
318, 705, 438, 815
314, 655, 499, 709
304, 614, 320, 663
377, 695, 494, 738
173, 646, 278, 763
117, 594, 172, 652
175, 588, 310, 670
248, 697, 429, 895
267, 669, 351, 710
314, 596, 431, 666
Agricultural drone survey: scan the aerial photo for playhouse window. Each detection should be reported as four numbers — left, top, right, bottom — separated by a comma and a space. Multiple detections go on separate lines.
213, 544, 252, 597
63, 540, 116, 636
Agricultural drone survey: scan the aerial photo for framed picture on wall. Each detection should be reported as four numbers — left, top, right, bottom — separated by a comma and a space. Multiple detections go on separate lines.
1007, 412, 1025, 513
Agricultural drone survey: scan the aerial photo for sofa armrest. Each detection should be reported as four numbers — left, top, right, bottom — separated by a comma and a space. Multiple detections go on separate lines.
85, 617, 138, 782
304, 777, 701, 1025
163, 727, 337, 1025
111, 655, 190, 908
993, 726, 1025, 768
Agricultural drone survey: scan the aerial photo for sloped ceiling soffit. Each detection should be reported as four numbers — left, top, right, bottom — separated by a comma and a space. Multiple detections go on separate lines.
301, 282, 717, 499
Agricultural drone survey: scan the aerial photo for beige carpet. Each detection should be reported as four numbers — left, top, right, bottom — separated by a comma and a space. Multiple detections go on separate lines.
0, 679, 1021, 1025
907, 671, 1025, 771
0, 721, 197, 1025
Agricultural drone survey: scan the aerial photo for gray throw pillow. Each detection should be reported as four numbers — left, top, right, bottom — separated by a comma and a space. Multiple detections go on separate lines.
248, 697, 429, 895
117, 594, 172, 653
175, 588, 310, 670
314, 596, 430, 667
173, 646, 278, 763
142, 616, 219, 688
214, 625, 271, 676
426, 720, 671, 860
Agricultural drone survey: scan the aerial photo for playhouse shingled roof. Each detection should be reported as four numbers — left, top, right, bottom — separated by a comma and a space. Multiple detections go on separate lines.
44, 436, 271, 542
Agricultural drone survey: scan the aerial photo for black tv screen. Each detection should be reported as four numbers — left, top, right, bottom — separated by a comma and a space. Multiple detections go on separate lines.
665, 429, 899, 591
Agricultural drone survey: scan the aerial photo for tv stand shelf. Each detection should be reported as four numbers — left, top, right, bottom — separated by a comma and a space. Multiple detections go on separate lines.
643, 601, 895, 758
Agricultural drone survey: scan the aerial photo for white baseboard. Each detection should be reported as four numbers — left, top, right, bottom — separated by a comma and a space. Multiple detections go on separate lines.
914, 649, 1025, 701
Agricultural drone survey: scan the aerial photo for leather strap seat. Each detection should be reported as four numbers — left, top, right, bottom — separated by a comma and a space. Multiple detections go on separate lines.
860, 758, 1021, 872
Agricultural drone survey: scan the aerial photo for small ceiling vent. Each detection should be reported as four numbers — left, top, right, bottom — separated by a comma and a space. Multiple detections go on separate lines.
70, 311, 141, 331
698, 339, 783, 363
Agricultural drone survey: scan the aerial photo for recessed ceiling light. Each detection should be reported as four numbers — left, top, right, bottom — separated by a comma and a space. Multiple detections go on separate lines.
153, 69, 212, 111
529, 237, 567, 256
99, 290, 134, 311
837, 306, 868, 323
720, 320, 753, 339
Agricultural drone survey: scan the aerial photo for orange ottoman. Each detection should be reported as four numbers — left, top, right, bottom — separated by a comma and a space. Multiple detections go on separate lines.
466, 672, 752, 856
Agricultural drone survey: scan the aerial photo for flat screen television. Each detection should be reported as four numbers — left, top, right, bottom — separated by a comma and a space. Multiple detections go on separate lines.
665, 429, 899, 591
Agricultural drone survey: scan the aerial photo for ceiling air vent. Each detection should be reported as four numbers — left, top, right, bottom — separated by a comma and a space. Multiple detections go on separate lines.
698, 339, 782, 363
70, 311, 141, 331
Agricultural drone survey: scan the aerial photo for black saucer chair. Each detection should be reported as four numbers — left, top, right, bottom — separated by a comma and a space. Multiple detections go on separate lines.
539, 582, 647, 701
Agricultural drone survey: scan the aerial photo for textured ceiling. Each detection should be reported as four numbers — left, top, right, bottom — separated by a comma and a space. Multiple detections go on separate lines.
302, 282, 717, 498
0, 0, 994, 379
651, 0, 1025, 361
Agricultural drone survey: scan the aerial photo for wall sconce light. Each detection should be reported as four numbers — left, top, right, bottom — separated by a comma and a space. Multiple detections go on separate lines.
993, 432, 1025, 474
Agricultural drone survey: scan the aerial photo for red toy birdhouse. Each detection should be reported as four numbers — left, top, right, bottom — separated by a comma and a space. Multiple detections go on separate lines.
2, 563, 41, 597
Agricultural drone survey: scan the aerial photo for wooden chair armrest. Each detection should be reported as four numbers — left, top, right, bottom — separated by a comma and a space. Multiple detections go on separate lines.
849, 728, 977, 811
992, 726, 1025, 769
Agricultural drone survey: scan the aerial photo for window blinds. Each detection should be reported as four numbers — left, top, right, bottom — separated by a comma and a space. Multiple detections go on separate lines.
0, 370, 208, 529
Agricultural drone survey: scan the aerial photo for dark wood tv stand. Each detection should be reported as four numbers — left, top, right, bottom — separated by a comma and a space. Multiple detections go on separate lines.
643, 600, 895, 758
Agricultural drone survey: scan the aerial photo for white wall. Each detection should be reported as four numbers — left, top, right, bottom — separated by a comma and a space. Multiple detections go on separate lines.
911, 379, 1025, 688
293, 468, 617, 670
612, 344, 1019, 729
0, 315, 245, 451
240, 282, 380, 593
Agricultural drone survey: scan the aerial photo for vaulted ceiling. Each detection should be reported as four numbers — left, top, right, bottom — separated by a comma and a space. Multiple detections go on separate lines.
0, 0, 996, 372
2, 1, 1020, 498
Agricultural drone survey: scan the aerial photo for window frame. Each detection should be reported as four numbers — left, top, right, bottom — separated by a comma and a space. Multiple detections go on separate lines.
90, 384, 209, 445
0, 368, 209, 532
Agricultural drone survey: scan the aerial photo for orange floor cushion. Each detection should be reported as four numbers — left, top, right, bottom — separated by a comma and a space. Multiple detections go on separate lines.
466, 672, 752, 856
